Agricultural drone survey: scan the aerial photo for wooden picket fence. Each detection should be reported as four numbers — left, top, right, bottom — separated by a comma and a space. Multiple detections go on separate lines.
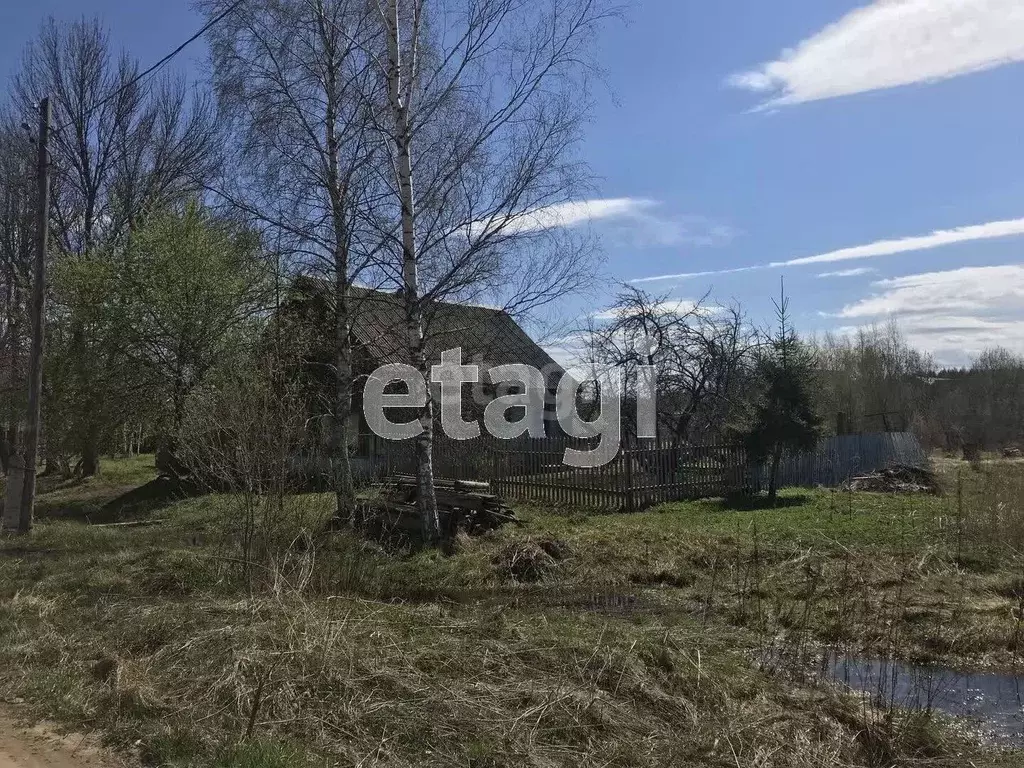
626, 443, 749, 508
369, 435, 752, 512
338, 431, 929, 512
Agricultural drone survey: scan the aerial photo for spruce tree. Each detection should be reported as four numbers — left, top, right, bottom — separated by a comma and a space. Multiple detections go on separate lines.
737, 284, 823, 503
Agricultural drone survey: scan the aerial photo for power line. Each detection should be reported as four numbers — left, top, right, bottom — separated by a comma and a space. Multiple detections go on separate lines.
53, 0, 246, 134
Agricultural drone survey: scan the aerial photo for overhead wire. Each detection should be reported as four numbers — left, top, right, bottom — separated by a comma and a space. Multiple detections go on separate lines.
50, 0, 245, 134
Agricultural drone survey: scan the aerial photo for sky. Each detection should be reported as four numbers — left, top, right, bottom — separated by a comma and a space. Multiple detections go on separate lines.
3, 0, 1024, 367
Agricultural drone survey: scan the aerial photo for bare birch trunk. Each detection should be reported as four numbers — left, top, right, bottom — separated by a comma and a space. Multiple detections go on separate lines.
385, 0, 439, 544
332, 271, 356, 522
319, 15, 359, 523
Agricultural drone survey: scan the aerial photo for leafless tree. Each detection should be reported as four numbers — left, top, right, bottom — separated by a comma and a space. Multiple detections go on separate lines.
0, 123, 35, 471
363, 0, 616, 542
966, 348, 1024, 449
9, 17, 220, 475
815, 324, 1024, 451
584, 284, 757, 447
199, 0, 385, 520
12, 18, 219, 256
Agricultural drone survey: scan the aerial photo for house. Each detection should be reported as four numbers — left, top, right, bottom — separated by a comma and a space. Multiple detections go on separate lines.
277, 280, 567, 471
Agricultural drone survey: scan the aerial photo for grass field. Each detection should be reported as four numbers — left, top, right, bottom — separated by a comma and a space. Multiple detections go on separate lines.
0, 456, 1021, 767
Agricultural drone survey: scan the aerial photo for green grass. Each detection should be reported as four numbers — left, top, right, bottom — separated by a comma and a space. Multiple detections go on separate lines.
527, 477, 995, 554
527, 489, 947, 552
23, 454, 167, 520
0, 456, 1021, 767
514, 465, 1024, 670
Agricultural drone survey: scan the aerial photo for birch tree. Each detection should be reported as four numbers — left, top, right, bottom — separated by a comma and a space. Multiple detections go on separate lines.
199, 0, 384, 519
367, 0, 615, 542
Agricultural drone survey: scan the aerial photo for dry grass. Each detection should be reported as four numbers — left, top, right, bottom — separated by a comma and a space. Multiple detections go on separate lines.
0, 456, 1020, 766
519, 460, 1024, 670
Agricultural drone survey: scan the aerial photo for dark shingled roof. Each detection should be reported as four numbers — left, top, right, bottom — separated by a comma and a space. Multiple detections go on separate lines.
342, 286, 562, 381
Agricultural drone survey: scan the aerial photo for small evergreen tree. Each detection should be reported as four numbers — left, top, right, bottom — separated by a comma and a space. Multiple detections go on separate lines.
736, 285, 823, 503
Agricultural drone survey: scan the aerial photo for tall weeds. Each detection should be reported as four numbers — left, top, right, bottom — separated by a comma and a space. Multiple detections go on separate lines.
178, 357, 329, 591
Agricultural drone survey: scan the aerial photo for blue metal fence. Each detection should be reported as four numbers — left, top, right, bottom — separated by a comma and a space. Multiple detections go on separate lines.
755, 432, 927, 489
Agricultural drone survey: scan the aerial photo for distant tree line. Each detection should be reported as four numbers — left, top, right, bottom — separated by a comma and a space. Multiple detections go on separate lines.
585, 288, 1024, 456
815, 324, 1024, 452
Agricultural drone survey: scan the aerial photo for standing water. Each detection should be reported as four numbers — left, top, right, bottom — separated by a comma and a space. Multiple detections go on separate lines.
825, 653, 1024, 746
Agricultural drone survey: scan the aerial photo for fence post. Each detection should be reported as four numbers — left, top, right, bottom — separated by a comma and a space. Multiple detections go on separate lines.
623, 447, 634, 513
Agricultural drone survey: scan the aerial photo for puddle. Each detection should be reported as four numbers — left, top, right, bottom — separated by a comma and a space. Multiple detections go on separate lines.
824, 653, 1024, 746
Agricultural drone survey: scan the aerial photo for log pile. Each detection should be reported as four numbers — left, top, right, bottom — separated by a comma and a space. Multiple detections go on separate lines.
360, 475, 521, 539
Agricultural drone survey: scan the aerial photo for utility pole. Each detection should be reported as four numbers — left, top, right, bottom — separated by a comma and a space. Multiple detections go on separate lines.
19, 97, 51, 534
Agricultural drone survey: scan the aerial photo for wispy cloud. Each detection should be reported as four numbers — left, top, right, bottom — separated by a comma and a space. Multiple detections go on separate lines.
832, 265, 1024, 363
631, 265, 759, 284
784, 218, 1024, 267
500, 198, 736, 249
501, 198, 655, 233
817, 267, 876, 279
604, 213, 738, 249
591, 298, 710, 321
729, 0, 1024, 108
632, 216, 1024, 283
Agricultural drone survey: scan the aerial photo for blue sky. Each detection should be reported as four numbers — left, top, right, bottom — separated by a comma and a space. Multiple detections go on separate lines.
4, 0, 1024, 366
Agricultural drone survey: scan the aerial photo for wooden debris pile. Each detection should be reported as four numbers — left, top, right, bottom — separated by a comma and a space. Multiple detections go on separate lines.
843, 464, 941, 495
361, 475, 521, 539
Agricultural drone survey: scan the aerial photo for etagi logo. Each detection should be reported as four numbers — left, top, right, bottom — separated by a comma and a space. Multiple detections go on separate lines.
362, 347, 657, 468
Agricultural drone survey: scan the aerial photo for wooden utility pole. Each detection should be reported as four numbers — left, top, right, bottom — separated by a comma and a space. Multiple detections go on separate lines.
19, 97, 51, 534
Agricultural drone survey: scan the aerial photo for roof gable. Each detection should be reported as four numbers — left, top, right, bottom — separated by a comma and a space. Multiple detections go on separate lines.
289, 282, 562, 379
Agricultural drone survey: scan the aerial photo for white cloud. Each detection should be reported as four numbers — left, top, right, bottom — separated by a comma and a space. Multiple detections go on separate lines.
543, 332, 596, 382
632, 216, 1024, 283
730, 0, 1024, 108
817, 267, 876, 278
836, 265, 1024, 318
499, 198, 654, 233
834, 265, 1024, 363
499, 198, 736, 249
631, 265, 759, 284
605, 212, 738, 249
782, 217, 1024, 267
591, 298, 708, 321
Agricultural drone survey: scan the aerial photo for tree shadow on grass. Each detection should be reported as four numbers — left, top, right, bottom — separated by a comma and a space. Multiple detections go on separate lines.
35, 476, 203, 524
92, 477, 208, 523
716, 492, 811, 512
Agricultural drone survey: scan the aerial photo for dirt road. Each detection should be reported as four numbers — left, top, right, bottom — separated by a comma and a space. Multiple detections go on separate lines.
0, 710, 119, 768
